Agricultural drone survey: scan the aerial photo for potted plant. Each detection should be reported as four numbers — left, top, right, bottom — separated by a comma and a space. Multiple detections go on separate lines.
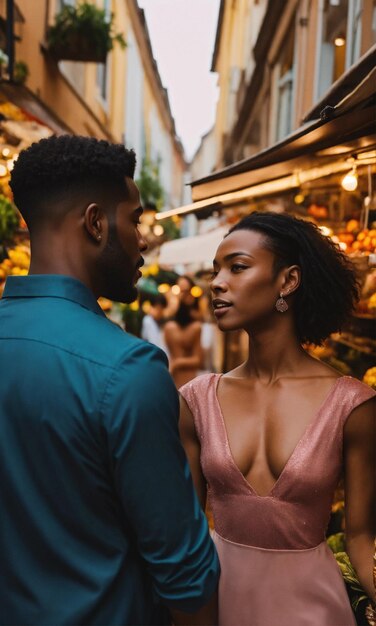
46, 2, 126, 64
14, 61, 29, 85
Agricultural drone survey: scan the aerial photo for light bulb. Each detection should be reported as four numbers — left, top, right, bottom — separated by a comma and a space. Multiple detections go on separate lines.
190, 286, 203, 298
334, 36, 346, 47
294, 193, 305, 204
341, 168, 358, 191
158, 283, 170, 294
153, 224, 164, 237
318, 226, 333, 237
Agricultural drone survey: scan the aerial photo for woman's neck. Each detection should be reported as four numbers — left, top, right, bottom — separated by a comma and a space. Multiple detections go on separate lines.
242, 327, 309, 384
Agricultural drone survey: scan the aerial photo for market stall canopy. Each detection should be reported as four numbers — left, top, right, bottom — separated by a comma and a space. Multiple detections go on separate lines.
0, 82, 72, 136
156, 45, 376, 221
158, 226, 228, 267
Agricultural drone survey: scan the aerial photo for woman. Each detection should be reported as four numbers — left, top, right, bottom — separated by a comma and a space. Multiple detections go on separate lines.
164, 275, 203, 389
179, 212, 375, 625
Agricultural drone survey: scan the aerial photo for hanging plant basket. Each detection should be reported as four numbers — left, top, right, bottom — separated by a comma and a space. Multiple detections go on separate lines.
48, 34, 107, 64
46, 2, 126, 64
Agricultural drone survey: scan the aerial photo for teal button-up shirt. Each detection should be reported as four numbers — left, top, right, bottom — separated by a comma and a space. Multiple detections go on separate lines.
0, 275, 219, 625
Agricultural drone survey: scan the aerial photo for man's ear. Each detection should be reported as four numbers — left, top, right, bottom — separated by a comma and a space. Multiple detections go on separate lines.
83, 203, 106, 243
280, 265, 301, 296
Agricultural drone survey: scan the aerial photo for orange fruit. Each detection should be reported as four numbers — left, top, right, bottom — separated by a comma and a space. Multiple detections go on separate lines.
346, 219, 359, 233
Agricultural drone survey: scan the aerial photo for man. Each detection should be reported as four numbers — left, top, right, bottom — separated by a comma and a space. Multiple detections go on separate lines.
0, 135, 219, 625
141, 293, 169, 355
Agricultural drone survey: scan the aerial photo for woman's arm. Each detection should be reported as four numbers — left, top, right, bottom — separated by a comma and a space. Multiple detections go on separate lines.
172, 396, 216, 624
179, 395, 207, 510
344, 397, 376, 601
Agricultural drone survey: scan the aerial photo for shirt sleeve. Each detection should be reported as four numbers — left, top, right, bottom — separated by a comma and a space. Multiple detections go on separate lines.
100, 341, 219, 612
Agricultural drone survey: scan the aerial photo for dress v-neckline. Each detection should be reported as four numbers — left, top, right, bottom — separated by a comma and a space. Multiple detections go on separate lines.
213, 373, 347, 498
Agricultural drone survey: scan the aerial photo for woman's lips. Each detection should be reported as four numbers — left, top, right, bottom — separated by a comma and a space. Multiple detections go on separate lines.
213, 303, 232, 318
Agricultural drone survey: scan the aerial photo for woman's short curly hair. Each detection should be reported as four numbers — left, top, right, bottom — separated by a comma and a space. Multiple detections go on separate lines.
9, 135, 136, 228
229, 211, 359, 345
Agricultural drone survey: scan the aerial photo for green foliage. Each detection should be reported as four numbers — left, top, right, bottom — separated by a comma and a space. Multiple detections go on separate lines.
47, 2, 126, 58
136, 158, 181, 240
327, 532, 346, 554
0, 195, 19, 243
136, 157, 164, 210
162, 217, 180, 241
120, 304, 142, 336
14, 61, 29, 85
334, 552, 368, 610
327, 533, 368, 612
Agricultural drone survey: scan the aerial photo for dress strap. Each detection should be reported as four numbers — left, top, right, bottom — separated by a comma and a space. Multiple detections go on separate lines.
179, 373, 219, 441
337, 377, 375, 425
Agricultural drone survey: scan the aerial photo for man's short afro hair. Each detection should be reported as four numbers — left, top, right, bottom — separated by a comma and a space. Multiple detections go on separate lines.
10, 135, 137, 227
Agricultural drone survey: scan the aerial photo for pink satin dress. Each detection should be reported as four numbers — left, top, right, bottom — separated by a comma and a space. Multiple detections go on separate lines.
180, 374, 375, 626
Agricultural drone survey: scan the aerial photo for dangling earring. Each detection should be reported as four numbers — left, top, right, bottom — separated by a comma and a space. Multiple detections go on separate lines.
275, 292, 288, 313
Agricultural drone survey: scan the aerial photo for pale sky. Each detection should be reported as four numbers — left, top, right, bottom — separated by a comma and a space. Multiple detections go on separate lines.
137, 0, 220, 161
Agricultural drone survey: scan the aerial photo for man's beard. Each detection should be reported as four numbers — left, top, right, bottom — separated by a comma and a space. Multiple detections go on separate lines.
99, 224, 139, 304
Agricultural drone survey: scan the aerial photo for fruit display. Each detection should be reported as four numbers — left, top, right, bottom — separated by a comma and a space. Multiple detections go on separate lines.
307, 203, 328, 219
0, 243, 30, 291
363, 367, 376, 389
0, 101, 28, 122
336, 227, 376, 254
367, 292, 376, 313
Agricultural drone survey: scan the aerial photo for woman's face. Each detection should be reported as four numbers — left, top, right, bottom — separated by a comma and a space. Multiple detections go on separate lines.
210, 229, 282, 332
177, 277, 194, 304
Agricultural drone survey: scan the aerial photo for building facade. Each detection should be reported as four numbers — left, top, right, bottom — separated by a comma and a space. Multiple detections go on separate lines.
193, 0, 376, 174
0, 0, 186, 211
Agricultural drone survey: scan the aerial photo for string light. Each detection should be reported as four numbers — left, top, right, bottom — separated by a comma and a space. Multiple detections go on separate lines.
294, 193, 305, 204
341, 167, 358, 191
158, 283, 170, 294
153, 224, 164, 237
191, 286, 203, 298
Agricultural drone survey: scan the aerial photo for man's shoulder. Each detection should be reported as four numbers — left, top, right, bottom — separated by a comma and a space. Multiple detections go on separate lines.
66, 311, 164, 369
1, 294, 164, 371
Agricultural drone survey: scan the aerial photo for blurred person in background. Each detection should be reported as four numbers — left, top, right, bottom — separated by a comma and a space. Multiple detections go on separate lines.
164, 275, 203, 388
141, 292, 169, 356
0, 135, 219, 626
175, 274, 202, 320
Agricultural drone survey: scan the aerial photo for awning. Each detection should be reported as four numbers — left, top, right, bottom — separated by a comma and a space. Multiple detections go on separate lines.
158, 226, 228, 267
156, 45, 376, 220
0, 82, 72, 135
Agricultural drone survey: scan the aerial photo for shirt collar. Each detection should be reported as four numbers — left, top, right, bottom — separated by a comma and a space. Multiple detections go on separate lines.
3, 274, 106, 317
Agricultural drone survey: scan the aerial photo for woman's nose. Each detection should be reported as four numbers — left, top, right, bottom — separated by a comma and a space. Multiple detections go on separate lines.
210, 275, 227, 293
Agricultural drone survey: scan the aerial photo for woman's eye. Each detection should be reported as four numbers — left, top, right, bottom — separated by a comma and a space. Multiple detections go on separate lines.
231, 264, 247, 273
209, 270, 218, 280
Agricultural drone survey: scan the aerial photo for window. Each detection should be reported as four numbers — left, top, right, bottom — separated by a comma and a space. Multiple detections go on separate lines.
96, 0, 111, 104
315, 0, 349, 99
56, 0, 75, 10
346, 0, 362, 66
274, 24, 296, 141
